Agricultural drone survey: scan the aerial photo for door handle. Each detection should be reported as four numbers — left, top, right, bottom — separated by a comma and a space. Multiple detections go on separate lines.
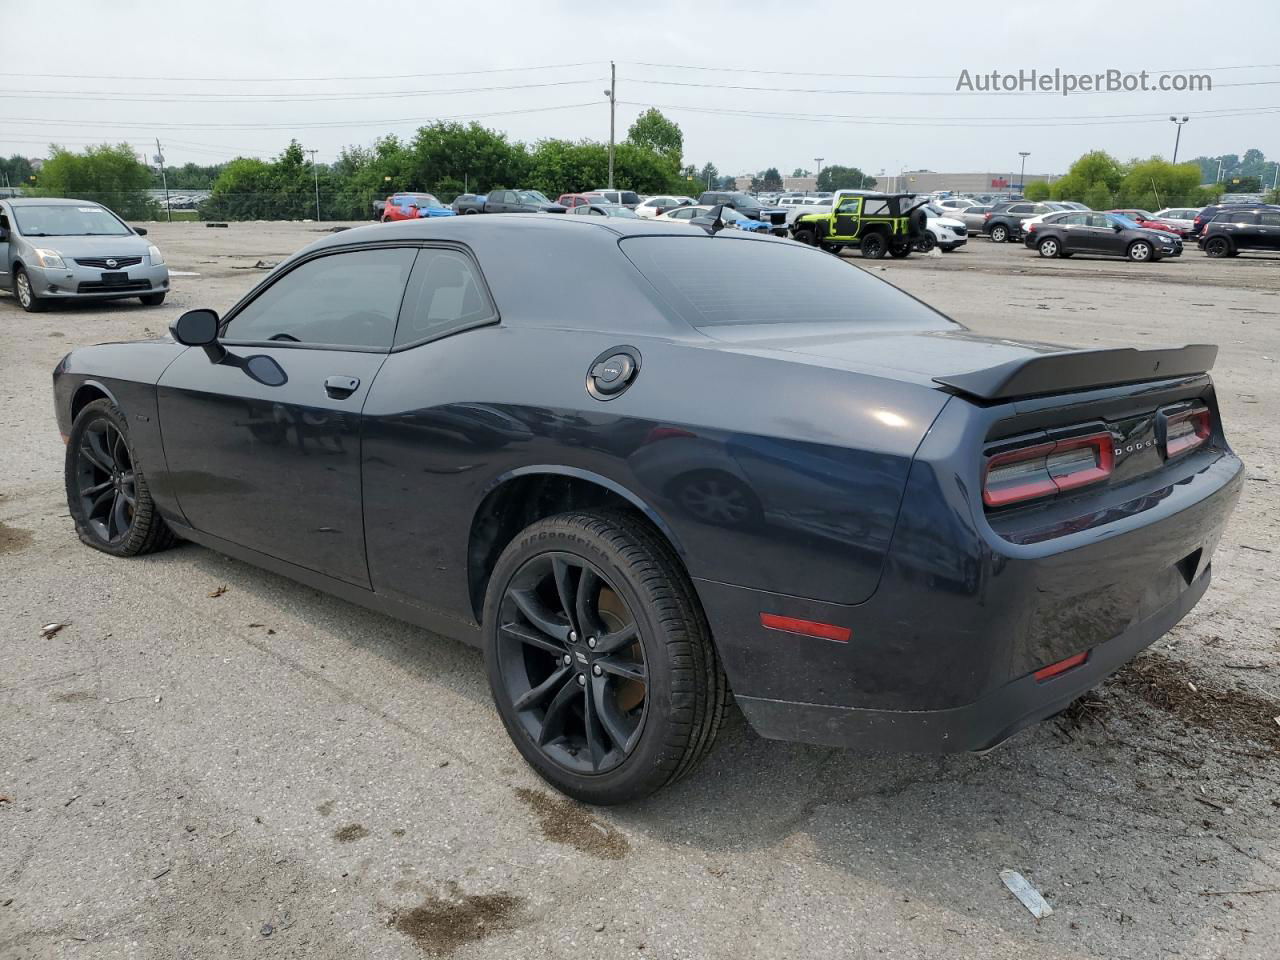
324, 375, 360, 399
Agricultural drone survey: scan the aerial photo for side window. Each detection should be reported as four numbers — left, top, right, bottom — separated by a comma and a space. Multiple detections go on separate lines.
862, 199, 890, 216
1260, 212, 1280, 227
1087, 214, 1112, 228
223, 247, 417, 350
836, 196, 861, 214
394, 248, 496, 348
1009, 204, 1031, 214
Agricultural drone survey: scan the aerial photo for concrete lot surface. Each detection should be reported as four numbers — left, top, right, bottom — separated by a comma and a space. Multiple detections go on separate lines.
2, 222, 1279, 959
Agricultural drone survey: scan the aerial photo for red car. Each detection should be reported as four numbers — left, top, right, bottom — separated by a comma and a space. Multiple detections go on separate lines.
381, 193, 452, 222
557, 193, 605, 209
1108, 209, 1179, 234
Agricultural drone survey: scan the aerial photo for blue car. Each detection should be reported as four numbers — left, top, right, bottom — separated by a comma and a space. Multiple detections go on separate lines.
382, 193, 456, 222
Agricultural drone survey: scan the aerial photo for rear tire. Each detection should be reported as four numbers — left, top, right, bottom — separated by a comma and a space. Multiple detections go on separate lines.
888, 244, 912, 258
139, 292, 166, 306
989, 223, 1009, 243
860, 232, 888, 259
65, 399, 177, 557
913, 232, 936, 253
793, 228, 817, 246
484, 511, 726, 805
14, 267, 45, 312
464, 208, 480, 215
1203, 236, 1231, 258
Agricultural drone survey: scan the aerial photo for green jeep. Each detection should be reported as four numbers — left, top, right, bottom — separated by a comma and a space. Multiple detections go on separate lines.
790, 191, 931, 259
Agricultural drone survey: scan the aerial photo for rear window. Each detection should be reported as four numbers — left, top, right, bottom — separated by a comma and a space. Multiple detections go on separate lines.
619, 192, 640, 204
620, 236, 951, 332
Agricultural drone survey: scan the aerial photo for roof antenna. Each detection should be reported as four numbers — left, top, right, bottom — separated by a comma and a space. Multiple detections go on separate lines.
707, 203, 726, 234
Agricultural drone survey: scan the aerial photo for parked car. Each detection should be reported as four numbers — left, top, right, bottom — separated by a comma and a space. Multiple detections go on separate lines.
0, 197, 169, 312
1199, 208, 1280, 257
567, 202, 640, 219
557, 193, 599, 209
790, 191, 930, 258
53, 215, 1242, 803
657, 205, 771, 232
983, 201, 1061, 242
696, 191, 788, 230
1025, 211, 1183, 261
1151, 207, 1202, 237
919, 204, 968, 252
935, 197, 977, 213
452, 194, 487, 215
1107, 209, 1180, 235
1190, 203, 1280, 237
381, 193, 456, 222
588, 189, 641, 210
482, 190, 567, 214
956, 205, 993, 232
634, 196, 692, 219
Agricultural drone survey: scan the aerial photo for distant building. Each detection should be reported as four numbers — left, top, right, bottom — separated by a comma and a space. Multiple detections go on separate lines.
878, 171, 1055, 194
734, 175, 754, 191
782, 176, 817, 192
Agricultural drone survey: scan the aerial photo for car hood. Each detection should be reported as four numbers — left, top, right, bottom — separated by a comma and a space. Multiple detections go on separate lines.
702, 326, 1066, 390
21, 234, 151, 256
538, 204, 568, 212
927, 216, 965, 228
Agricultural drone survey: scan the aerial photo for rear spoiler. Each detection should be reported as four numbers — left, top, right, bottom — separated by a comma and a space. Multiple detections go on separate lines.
933, 344, 1218, 401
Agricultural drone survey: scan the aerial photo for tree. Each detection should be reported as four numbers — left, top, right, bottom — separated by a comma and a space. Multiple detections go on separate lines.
527, 139, 609, 196
816, 165, 876, 191
625, 108, 683, 166
0, 154, 34, 189
34, 144, 156, 218
1225, 175, 1262, 192
698, 162, 718, 190
1023, 181, 1051, 201
409, 122, 530, 197
1115, 158, 1207, 209
1048, 150, 1124, 204
203, 140, 339, 221
791, 167, 811, 177
760, 167, 783, 191
162, 162, 225, 190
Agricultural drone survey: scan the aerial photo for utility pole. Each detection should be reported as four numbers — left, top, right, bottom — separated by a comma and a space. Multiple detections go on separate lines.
155, 138, 171, 223
1018, 151, 1030, 192
1215, 157, 1224, 183
604, 61, 616, 189
1169, 116, 1189, 164
813, 157, 823, 192
306, 149, 321, 221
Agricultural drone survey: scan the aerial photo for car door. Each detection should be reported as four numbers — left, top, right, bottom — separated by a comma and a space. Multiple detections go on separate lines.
157, 245, 418, 587
833, 195, 862, 239
1226, 211, 1261, 250
1078, 213, 1123, 254
1259, 212, 1280, 251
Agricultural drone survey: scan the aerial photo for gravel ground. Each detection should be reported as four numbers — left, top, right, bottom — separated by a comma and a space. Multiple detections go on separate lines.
2, 222, 1278, 960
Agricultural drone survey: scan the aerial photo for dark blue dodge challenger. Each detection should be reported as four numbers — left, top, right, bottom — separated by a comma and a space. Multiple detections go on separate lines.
53, 216, 1242, 803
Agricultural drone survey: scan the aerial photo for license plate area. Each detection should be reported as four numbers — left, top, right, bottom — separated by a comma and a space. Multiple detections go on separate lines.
101, 272, 129, 285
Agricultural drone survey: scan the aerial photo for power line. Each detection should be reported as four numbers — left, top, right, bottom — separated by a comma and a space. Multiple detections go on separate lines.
623, 60, 1280, 79
0, 62, 601, 83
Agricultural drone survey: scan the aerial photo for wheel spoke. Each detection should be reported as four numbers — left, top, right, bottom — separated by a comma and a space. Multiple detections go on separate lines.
80, 435, 112, 473
500, 621, 566, 656
551, 556, 578, 630
582, 679, 607, 769
83, 479, 113, 496
592, 621, 639, 656
107, 492, 128, 539
574, 567, 606, 638
510, 588, 570, 644
513, 666, 572, 712
596, 654, 645, 683
537, 680, 579, 747
591, 674, 639, 754
88, 488, 114, 519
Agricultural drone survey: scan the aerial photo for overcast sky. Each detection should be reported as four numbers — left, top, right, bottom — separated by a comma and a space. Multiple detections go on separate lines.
5, 0, 1279, 177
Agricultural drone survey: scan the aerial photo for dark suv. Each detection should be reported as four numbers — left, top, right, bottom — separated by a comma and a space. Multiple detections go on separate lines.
1199, 207, 1280, 257
696, 191, 787, 230
983, 201, 1060, 242
1191, 203, 1280, 238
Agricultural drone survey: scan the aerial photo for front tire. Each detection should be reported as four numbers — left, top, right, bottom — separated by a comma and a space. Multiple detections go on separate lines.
14, 267, 45, 312
139, 292, 166, 306
793, 228, 817, 246
1127, 240, 1153, 262
913, 233, 936, 253
989, 223, 1010, 243
65, 399, 176, 557
484, 511, 726, 805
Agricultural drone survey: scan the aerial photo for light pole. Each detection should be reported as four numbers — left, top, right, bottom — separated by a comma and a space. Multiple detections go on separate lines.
306, 149, 321, 221
1215, 157, 1224, 183
1018, 151, 1030, 193
155, 139, 171, 223
604, 62, 616, 189
1169, 116, 1189, 164
813, 157, 823, 192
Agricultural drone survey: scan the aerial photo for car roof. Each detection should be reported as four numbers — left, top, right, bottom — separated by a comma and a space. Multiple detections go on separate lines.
7, 196, 107, 207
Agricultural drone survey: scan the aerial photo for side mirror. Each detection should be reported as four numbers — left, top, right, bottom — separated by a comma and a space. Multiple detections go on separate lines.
133, 226, 148, 236
170, 308, 225, 362
1113, 222, 1124, 232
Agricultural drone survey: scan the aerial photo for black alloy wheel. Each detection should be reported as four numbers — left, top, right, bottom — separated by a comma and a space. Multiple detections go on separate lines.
495, 552, 648, 776
860, 232, 887, 259
484, 511, 726, 804
65, 399, 175, 556
1204, 236, 1231, 258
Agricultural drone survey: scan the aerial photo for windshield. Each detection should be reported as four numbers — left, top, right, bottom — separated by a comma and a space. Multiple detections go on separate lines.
923, 204, 945, 216
13, 204, 130, 237
1109, 213, 1142, 229
407, 194, 442, 207
1132, 210, 1154, 220
517, 191, 552, 204
606, 206, 639, 218
621, 235, 952, 332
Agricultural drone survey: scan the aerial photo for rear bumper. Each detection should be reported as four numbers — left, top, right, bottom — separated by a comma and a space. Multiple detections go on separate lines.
735, 563, 1209, 752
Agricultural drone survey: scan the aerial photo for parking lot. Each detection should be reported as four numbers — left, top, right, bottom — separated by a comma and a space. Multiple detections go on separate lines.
2, 221, 1279, 959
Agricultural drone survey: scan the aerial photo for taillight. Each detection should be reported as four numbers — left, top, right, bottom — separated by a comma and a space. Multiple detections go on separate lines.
1161, 405, 1211, 459
1027, 222, 1038, 233
983, 432, 1114, 508
983, 212, 992, 221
